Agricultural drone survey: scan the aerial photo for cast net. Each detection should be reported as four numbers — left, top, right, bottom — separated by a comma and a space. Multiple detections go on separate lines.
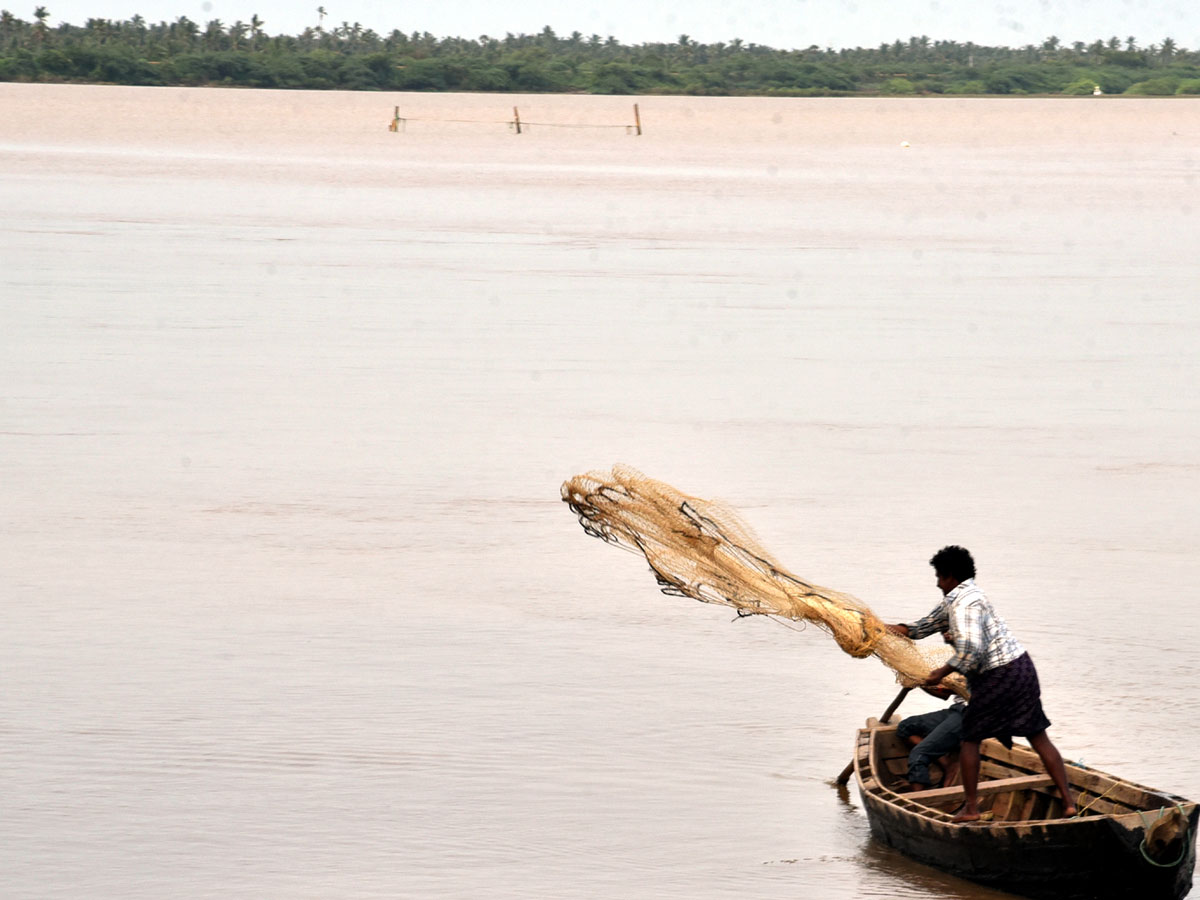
562, 465, 967, 697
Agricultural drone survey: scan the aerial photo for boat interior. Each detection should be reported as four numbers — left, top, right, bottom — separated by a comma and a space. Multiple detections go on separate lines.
859, 721, 1189, 828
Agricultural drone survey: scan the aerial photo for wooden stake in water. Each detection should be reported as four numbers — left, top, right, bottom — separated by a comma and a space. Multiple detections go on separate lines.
513, 107, 522, 135
389, 105, 400, 132
633, 103, 642, 136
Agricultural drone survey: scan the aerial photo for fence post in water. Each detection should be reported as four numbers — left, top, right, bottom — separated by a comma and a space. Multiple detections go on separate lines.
512, 106, 522, 135
633, 103, 642, 136
388, 106, 399, 132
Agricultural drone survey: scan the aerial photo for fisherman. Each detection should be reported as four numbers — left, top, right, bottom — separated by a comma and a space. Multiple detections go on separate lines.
887, 545, 1077, 823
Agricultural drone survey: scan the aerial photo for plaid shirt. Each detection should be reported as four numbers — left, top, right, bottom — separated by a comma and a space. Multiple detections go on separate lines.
905, 579, 1025, 675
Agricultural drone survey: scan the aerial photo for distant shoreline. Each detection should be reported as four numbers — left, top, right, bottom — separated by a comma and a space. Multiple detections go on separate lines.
3, 79, 1198, 99
3, 17, 1199, 97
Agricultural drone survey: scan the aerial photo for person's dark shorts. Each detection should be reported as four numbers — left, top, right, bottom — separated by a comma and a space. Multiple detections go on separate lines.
961, 651, 1051, 744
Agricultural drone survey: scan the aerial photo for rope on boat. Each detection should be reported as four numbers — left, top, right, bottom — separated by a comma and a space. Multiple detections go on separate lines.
1074, 782, 1119, 817
1137, 805, 1190, 868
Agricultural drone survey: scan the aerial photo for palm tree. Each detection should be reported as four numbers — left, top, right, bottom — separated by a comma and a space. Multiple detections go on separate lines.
203, 19, 224, 49
33, 5, 49, 43
85, 17, 113, 43
0, 9, 16, 44
316, 6, 325, 32
175, 15, 198, 48
250, 13, 264, 48
1160, 37, 1177, 61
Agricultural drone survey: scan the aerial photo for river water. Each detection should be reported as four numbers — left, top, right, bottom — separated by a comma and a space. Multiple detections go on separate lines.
2, 84, 1199, 899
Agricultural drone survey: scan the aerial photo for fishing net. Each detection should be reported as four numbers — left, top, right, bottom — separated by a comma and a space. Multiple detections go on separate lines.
562, 465, 968, 698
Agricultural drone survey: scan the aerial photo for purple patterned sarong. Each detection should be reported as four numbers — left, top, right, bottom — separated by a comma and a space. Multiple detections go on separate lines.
961, 652, 1051, 744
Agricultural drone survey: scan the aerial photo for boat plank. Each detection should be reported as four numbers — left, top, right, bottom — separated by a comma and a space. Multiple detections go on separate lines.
990, 789, 1019, 821
1017, 789, 1039, 821
905, 773, 1052, 803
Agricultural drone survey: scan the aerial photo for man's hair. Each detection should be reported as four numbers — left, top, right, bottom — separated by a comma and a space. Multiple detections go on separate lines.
930, 545, 976, 582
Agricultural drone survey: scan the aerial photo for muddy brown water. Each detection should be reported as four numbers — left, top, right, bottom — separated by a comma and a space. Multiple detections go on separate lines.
3, 84, 1198, 899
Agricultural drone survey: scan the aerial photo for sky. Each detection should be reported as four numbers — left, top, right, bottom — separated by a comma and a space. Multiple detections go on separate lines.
29, 0, 1200, 50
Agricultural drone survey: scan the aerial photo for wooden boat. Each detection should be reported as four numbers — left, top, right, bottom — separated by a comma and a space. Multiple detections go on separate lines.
853, 717, 1198, 900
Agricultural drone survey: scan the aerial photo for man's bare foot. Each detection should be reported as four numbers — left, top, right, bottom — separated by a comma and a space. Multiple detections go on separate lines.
950, 804, 981, 823
1063, 805, 1078, 818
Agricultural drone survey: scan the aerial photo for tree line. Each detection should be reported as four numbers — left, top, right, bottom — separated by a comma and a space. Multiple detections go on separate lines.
3, 10, 1200, 95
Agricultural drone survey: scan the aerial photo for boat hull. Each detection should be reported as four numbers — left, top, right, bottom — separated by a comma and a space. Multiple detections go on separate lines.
854, 724, 1198, 900
861, 783, 1198, 900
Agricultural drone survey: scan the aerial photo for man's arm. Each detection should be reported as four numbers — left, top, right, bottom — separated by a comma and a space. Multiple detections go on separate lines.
893, 602, 948, 640
921, 619, 969, 686
924, 663, 956, 687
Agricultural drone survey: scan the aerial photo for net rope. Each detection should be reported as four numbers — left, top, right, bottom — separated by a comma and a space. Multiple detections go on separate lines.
562, 465, 967, 697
